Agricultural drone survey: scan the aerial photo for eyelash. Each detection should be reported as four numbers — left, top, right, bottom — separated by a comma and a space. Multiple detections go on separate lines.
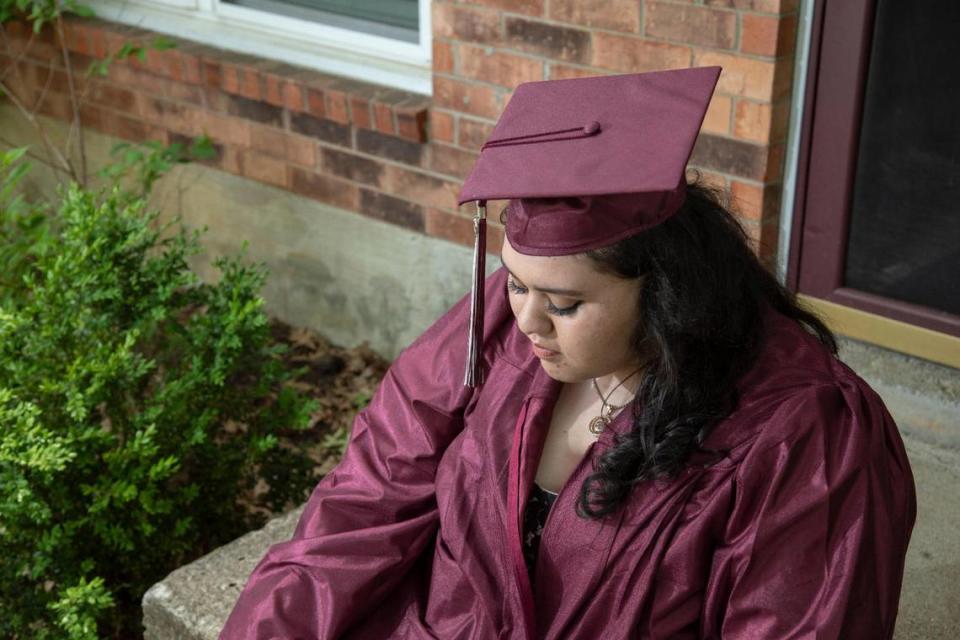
507, 279, 582, 316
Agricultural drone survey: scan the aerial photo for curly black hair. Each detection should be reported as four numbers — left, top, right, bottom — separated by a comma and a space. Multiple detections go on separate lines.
565, 179, 837, 520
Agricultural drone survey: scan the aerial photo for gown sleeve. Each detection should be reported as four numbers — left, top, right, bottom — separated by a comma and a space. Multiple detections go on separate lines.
705, 379, 917, 639
219, 281, 491, 639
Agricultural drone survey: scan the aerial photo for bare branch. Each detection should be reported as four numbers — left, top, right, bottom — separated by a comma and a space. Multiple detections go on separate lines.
55, 14, 87, 186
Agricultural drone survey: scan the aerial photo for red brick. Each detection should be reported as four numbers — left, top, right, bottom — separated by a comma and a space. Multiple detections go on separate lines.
730, 179, 764, 222
383, 164, 460, 210
426, 209, 474, 248
424, 208, 504, 255
458, 118, 494, 150
433, 76, 500, 120
457, 45, 543, 88
326, 89, 349, 124
240, 149, 286, 187
143, 48, 180, 79
79, 103, 103, 129
42, 66, 73, 95
285, 82, 305, 112
289, 167, 359, 210
777, 14, 798, 57
305, 87, 326, 119
249, 123, 287, 158
705, 0, 789, 13
104, 111, 153, 142
201, 88, 226, 113
547, 64, 603, 80
433, 40, 454, 74
177, 48, 204, 84
428, 143, 478, 180
34, 90, 73, 121
262, 71, 286, 107
105, 64, 203, 105
62, 21, 91, 56
702, 93, 733, 135
286, 134, 317, 167
136, 95, 204, 135
764, 142, 785, 181
429, 110, 455, 144
239, 67, 262, 100
592, 33, 691, 73
219, 145, 243, 174
373, 103, 395, 135
742, 13, 799, 58
733, 99, 771, 143
202, 59, 221, 89
772, 56, 795, 100
88, 27, 109, 60
359, 189, 425, 232
463, 0, 544, 16
432, 4, 502, 44
645, 2, 736, 50
87, 81, 137, 112
486, 221, 504, 255
503, 16, 590, 64
694, 50, 775, 100
741, 14, 776, 57
549, 0, 640, 32
350, 96, 373, 129
199, 111, 251, 146
319, 146, 385, 185
396, 107, 427, 142
769, 98, 791, 144
690, 133, 768, 180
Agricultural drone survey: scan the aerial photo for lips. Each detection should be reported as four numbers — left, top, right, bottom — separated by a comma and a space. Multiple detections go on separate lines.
531, 342, 560, 359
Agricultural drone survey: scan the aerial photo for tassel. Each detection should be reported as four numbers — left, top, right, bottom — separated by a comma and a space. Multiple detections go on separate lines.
464, 201, 487, 387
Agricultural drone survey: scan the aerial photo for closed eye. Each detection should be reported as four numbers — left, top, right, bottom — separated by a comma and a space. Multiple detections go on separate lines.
507, 278, 581, 316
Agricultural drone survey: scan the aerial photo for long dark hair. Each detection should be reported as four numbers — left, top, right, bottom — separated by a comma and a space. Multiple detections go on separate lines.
572, 179, 836, 520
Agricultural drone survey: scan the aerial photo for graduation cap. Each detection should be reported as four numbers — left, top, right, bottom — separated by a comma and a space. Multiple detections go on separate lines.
458, 66, 722, 386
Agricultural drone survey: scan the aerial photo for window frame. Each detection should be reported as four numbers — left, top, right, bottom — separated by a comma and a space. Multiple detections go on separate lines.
84, 0, 432, 94
788, 0, 960, 338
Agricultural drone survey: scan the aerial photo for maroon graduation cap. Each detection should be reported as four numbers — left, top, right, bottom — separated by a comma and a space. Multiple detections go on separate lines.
457, 66, 722, 386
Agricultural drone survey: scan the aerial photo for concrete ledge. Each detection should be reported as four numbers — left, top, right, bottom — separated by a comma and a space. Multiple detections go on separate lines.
143, 507, 303, 640
838, 337, 960, 450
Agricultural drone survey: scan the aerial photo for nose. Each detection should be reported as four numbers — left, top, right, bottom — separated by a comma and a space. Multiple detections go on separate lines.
514, 295, 553, 338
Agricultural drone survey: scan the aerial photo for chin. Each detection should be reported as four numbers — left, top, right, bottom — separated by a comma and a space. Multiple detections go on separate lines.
539, 361, 584, 384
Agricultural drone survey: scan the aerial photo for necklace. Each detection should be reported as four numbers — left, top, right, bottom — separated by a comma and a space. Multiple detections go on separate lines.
588, 370, 640, 435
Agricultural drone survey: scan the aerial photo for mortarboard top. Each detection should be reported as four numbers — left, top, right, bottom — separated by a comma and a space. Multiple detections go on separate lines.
458, 66, 722, 386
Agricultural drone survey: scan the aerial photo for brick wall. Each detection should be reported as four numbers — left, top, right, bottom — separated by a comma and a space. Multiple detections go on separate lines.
1, 0, 799, 265
432, 0, 799, 264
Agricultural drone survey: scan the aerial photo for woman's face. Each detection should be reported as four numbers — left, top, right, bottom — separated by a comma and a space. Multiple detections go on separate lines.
500, 236, 643, 384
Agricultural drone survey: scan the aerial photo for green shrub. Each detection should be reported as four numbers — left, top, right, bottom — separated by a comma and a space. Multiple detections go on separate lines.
0, 147, 319, 638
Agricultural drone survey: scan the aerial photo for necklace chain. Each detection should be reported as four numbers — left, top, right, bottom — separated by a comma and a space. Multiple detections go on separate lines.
588, 369, 640, 435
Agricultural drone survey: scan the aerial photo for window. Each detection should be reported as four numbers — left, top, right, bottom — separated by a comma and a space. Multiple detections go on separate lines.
86, 0, 431, 93
790, 0, 960, 343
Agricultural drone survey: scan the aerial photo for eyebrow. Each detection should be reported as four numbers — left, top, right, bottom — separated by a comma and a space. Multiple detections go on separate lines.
500, 253, 585, 297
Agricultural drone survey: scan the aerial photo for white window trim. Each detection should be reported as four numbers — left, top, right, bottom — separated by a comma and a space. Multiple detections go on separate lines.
85, 0, 432, 94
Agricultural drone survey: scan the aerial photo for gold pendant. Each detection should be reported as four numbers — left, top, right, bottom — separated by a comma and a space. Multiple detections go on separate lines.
588, 415, 608, 435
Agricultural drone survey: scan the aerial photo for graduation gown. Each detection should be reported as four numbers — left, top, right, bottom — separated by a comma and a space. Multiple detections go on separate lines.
220, 267, 916, 639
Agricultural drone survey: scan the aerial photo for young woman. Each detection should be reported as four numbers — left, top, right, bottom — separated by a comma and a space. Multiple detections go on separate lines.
221, 67, 916, 639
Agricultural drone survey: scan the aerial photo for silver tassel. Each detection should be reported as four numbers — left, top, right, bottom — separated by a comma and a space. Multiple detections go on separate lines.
464, 201, 487, 387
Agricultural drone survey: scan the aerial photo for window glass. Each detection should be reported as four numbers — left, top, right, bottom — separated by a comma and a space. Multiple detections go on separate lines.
845, 0, 960, 315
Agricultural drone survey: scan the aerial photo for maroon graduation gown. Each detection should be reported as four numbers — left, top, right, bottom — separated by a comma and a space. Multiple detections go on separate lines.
220, 267, 916, 639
